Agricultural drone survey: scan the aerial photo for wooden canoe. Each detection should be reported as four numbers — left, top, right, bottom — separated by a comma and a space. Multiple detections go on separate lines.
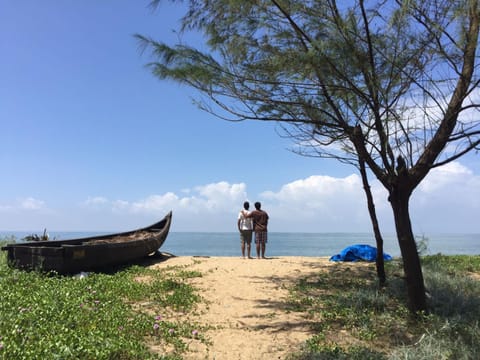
1, 211, 172, 274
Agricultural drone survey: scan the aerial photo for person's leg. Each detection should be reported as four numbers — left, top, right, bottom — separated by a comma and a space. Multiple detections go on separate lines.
255, 232, 261, 258
240, 231, 246, 258
247, 231, 252, 258
261, 232, 267, 258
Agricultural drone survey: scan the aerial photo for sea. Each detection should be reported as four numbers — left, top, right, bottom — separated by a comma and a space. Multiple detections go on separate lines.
1, 231, 479, 258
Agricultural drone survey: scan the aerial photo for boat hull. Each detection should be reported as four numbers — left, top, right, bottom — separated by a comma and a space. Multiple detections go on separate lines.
1, 211, 172, 274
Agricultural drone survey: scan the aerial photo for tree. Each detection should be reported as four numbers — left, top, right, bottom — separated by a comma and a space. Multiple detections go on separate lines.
138, 0, 480, 312
281, 123, 389, 286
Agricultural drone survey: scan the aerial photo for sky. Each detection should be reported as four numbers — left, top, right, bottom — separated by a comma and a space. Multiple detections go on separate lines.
1, 1, 480, 235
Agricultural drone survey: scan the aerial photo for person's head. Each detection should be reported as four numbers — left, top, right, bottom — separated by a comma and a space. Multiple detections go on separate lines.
243, 201, 250, 210
254, 202, 261, 210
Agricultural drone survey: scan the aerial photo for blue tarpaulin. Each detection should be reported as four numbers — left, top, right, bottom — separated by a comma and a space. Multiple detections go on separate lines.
330, 244, 393, 262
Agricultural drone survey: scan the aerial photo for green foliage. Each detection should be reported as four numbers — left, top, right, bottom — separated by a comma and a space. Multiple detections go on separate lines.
287, 257, 480, 359
288, 343, 386, 360
141, 0, 480, 316
415, 235, 430, 256
0, 237, 16, 247
422, 254, 480, 274
2, 245, 479, 359
0, 252, 205, 359
139, 1, 475, 147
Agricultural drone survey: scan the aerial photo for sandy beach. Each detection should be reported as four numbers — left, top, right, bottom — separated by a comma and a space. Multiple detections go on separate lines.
148, 255, 371, 359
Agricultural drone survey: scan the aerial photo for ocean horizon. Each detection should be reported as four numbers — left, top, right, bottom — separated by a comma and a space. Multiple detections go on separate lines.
1, 231, 479, 258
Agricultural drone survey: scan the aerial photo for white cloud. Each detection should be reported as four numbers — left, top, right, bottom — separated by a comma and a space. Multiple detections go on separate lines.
2, 163, 479, 233
131, 192, 179, 213
77, 182, 248, 231
410, 162, 480, 233
0, 197, 51, 230
193, 182, 246, 211
112, 200, 129, 211
127, 182, 247, 214
261, 174, 382, 232
0, 204, 13, 212
20, 197, 45, 210
418, 162, 473, 193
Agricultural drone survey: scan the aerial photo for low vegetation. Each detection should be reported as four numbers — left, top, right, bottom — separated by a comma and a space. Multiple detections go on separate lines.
0, 239, 206, 359
1, 236, 479, 359
286, 255, 480, 360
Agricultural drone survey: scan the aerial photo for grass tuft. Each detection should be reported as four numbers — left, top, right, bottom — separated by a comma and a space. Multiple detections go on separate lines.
287, 255, 480, 359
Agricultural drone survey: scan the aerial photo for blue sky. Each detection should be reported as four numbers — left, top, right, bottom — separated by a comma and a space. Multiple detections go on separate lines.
1, 1, 479, 234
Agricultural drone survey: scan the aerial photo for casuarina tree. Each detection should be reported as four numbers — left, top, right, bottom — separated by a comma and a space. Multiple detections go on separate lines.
137, 0, 480, 312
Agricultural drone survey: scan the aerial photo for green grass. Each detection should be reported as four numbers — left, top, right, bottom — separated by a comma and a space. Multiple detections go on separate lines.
2, 236, 479, 360
286, 255, 480, 360
0, 240, 206, 359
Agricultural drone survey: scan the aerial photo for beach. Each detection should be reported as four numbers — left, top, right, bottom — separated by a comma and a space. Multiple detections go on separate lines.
148, 254, 374, 359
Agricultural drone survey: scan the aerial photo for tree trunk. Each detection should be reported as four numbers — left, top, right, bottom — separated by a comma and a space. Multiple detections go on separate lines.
358, 159, 386, 286
389, 188, 428, 313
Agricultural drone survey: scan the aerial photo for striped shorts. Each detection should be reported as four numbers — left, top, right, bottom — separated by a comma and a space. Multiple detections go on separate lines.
255, 231, 268, 244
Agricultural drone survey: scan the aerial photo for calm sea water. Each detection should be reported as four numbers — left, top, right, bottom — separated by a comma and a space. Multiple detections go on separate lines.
1, 231, 479, 257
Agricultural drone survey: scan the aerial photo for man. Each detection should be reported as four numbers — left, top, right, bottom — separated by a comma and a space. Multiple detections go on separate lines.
237, 201, 253, 258
246, 202, 269, 259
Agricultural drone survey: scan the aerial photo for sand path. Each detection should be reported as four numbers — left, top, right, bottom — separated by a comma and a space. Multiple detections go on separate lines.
151, 255, 338, 359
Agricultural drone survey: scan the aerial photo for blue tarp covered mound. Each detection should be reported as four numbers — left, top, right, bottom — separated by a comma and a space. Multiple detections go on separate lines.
330, 244, 393, 262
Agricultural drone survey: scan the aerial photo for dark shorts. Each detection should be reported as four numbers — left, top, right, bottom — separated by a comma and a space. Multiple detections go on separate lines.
255, 231, 268, 244
240, 230, 253, 245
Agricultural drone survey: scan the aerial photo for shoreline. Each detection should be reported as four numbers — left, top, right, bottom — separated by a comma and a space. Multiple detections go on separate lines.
3, 231, 480, 257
